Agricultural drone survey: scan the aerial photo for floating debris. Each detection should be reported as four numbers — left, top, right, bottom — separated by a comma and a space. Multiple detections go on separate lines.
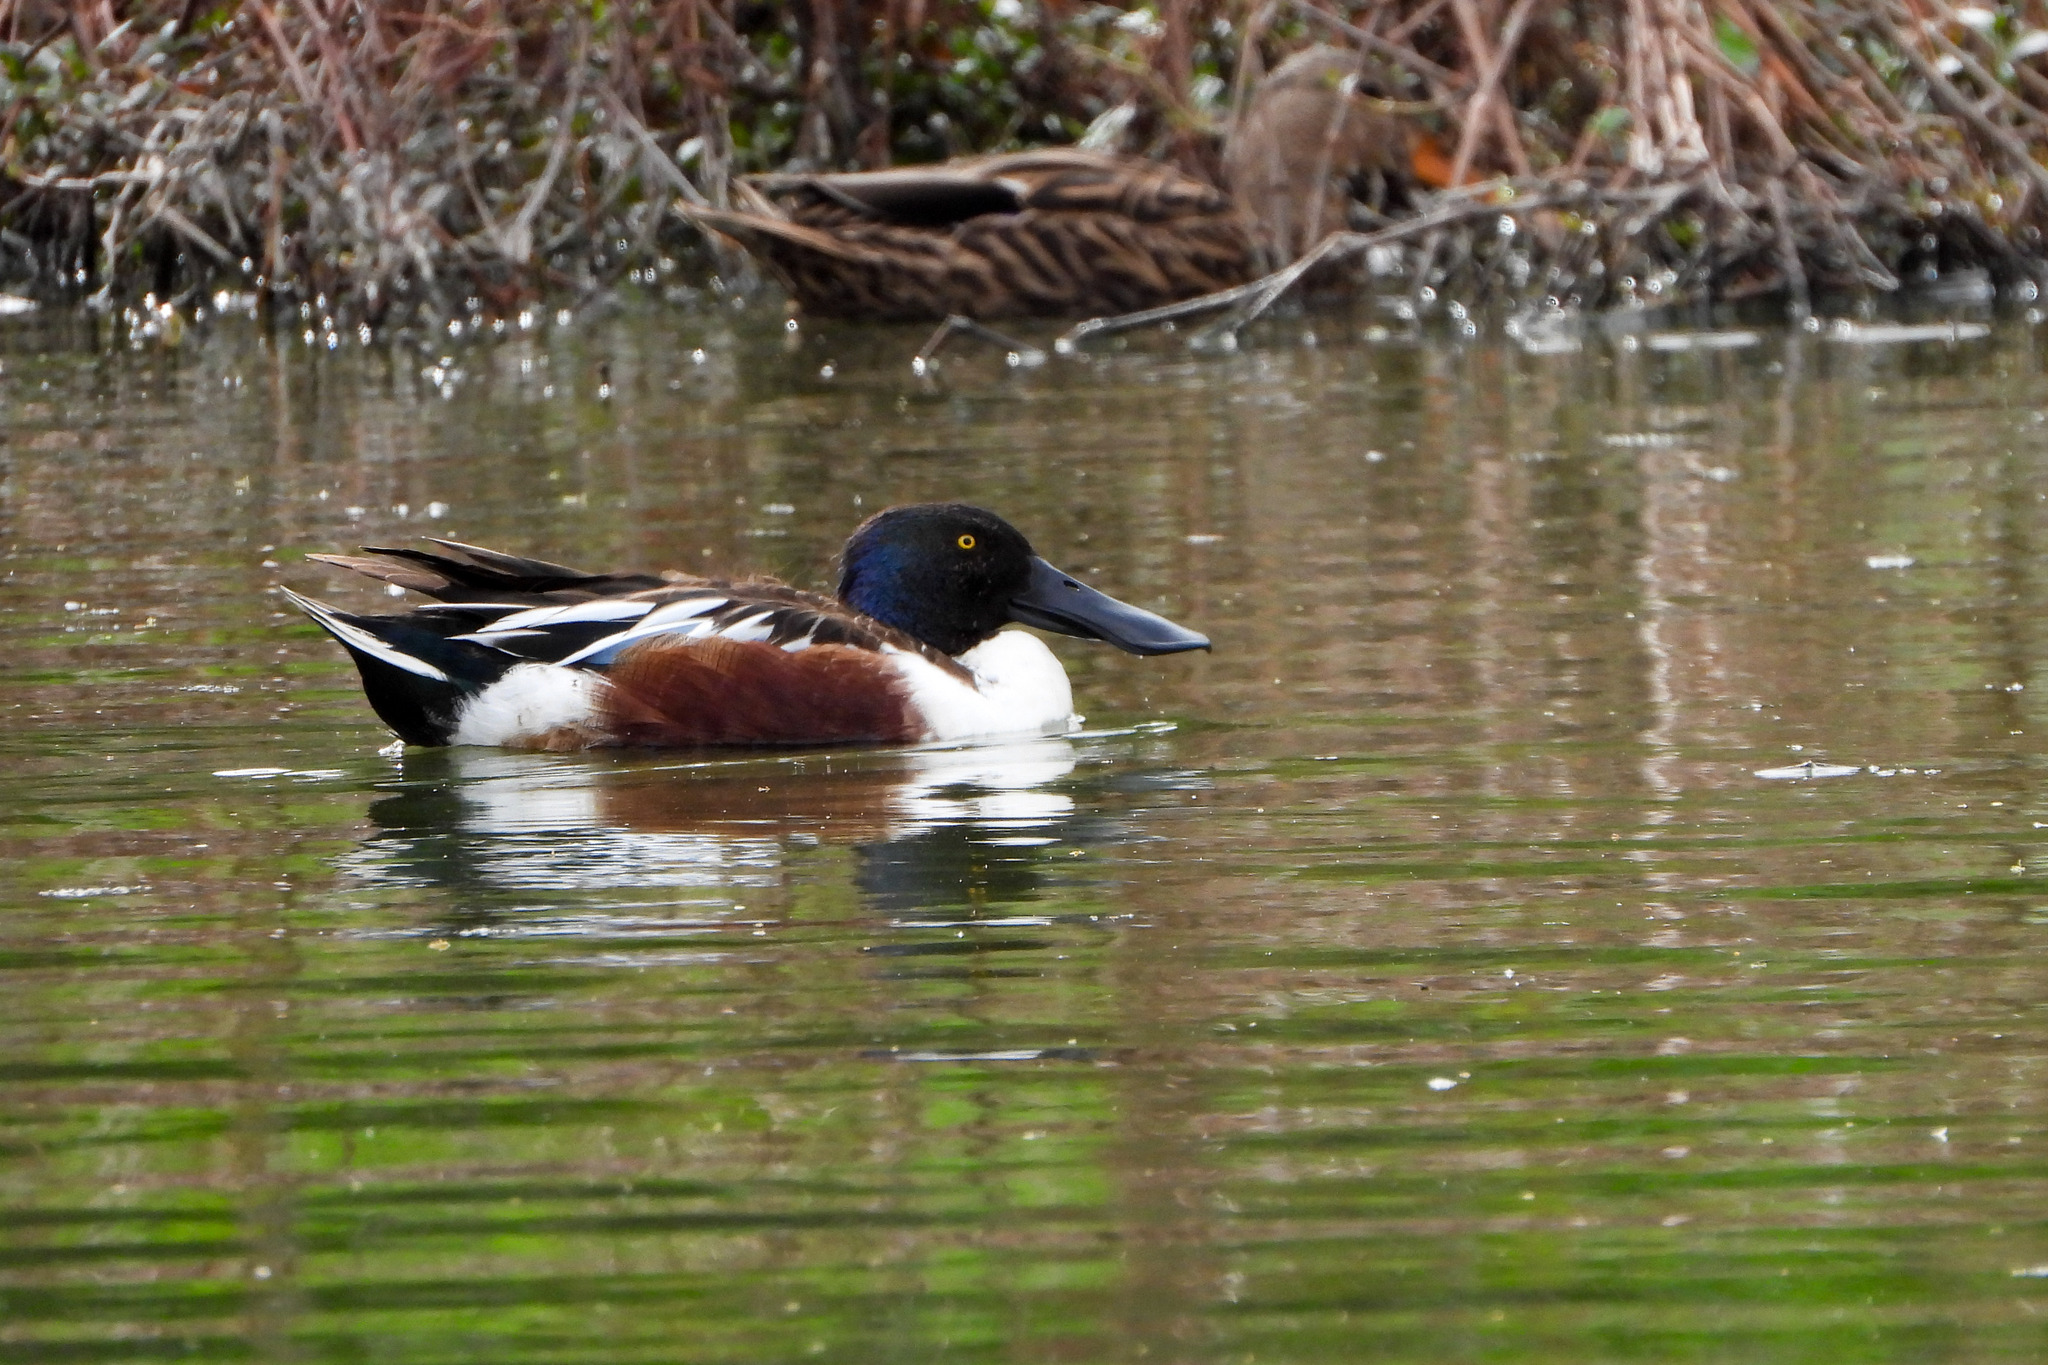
1509, 315, 1582, 355
1825, 321, 1992, 346
1646, 331, 1760, 352
1866, 553, 1916, 570
897, 917, 1056, 930
880, 1048, 1091, 1064
1754, 761, 1864, 780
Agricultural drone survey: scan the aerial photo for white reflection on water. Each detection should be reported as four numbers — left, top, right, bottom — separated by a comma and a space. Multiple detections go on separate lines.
447, 737, 1075, 836
339, 738, 1079, 896
889, 742, 1074, 831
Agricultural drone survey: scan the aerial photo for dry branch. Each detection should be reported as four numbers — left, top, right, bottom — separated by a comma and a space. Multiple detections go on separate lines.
0, 1, 2044, 326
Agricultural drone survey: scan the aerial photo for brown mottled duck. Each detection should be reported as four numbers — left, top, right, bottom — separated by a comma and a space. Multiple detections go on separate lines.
678, 47, 1446, 322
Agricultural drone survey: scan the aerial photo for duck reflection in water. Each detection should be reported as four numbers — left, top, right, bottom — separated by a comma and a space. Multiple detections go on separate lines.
346, 736, 1107, 922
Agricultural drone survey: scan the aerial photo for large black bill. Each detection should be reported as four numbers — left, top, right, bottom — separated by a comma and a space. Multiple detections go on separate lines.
1007, 556, 1211, 656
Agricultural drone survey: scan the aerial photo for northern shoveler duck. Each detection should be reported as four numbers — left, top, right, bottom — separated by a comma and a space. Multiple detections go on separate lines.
680, 147, 1258, 322
284, 504, 1208, 750
678, 46, 1440, 321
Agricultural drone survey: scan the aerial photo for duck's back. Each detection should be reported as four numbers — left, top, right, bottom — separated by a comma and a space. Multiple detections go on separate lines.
766, 150, 1232, 228
693, 150, 1258, 320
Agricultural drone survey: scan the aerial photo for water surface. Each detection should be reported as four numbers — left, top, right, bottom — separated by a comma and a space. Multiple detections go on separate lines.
4, 301, 2047, 1362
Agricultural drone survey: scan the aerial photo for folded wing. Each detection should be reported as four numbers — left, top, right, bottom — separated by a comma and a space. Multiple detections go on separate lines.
295, 541, 949, 748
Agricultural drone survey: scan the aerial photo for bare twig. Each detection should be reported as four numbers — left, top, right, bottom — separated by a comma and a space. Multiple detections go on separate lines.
246, 0, 351, 150
1870, 7, 2048, 198
1916, 2, 2048, 135
1677, 26, 1801, 171
1280, 0, 1461, 90
1226, 1, 1280, 134
601, 87, 712, 208
1057, 192, 1548, 352
151, 205, 238, 266
500, 23, 588, 264
913, 315, 1048, 371
1768, 178, 1808, 316
1445, 0, 1539, 186
1386, 0, 1454, 44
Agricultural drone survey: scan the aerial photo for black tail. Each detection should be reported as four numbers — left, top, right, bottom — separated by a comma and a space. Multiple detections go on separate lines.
305, 538, 669, 605
283, 589, 519, 746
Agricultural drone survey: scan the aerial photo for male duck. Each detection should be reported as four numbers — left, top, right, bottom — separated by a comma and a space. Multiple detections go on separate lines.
678, 46, 1439, 321
284, 504, 1209, 750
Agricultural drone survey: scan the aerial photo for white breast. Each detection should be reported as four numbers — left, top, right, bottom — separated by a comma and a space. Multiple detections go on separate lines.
887, 630, 1078, 743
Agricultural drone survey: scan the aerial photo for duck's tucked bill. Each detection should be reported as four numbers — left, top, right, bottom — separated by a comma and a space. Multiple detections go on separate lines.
285, 503, 1208, 751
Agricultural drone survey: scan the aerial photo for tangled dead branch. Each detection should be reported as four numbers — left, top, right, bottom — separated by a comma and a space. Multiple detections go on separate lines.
0, 2, 2044, 329
1334, 0, 2048, 311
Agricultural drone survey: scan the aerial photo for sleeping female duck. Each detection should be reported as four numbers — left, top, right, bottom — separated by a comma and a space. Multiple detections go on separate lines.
678, 47, 1441, 321
284, 503, 1208, 750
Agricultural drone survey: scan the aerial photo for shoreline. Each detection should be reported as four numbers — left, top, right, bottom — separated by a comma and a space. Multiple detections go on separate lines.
3, 3, 2046, 327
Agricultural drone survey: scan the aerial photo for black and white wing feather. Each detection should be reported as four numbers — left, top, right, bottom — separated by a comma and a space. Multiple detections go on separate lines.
420, 586, 909, 669
306, 541, 948, 673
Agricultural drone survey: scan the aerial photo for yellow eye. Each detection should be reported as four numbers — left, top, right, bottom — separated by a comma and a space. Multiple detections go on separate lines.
957, 534, 977, 550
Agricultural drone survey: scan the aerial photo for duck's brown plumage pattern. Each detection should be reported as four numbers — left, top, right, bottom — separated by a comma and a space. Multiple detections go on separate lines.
600, 636, 921, 749
683, 149, 1259, 321
679, 47, 1434, 322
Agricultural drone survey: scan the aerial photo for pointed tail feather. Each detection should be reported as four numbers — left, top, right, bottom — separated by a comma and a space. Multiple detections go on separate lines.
283, 588, 519, 746
306, 540, 667, 603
